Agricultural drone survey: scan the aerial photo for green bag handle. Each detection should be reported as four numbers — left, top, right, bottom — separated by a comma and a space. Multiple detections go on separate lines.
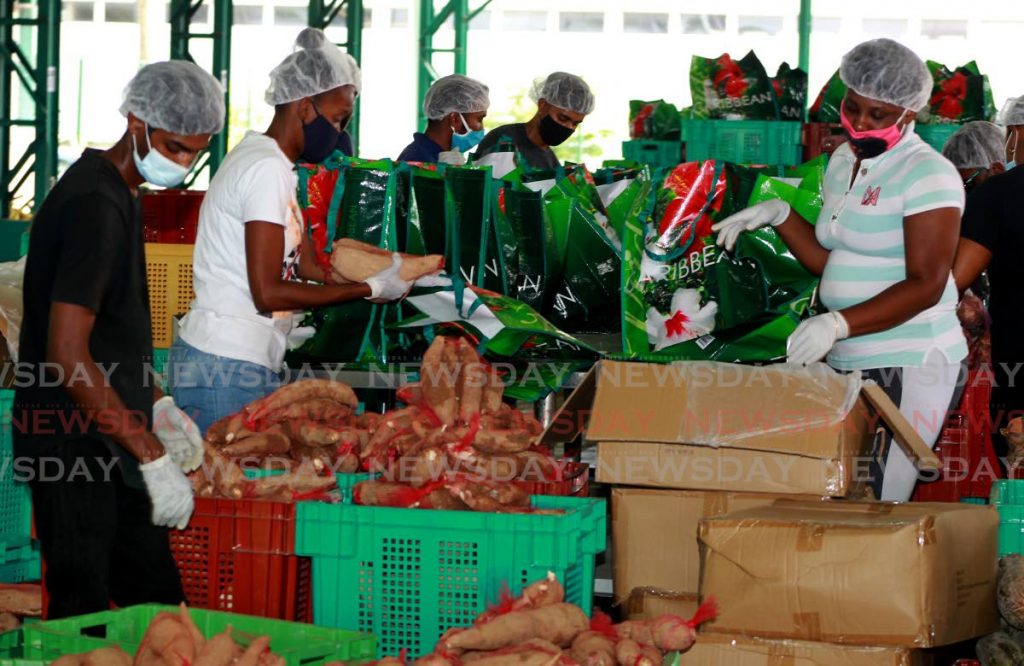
321, 156, 351, 255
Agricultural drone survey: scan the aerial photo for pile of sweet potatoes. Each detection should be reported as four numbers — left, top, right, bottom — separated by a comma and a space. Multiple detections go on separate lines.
412, 575, 716, 666
48, 604, 317, 666
353, 336, 569, 512
0, 583, 41, 633
190, 378, 375, 501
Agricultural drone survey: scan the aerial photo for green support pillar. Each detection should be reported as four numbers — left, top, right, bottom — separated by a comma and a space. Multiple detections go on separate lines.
417, 0, 491, 131
798, 0, 812, 120
0, 0, 60, 216
170, 0, 232, 181
308, 0, 363, 151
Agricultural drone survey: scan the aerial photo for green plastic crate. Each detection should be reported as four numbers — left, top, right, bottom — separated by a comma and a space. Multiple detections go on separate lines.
17, 231, 27, 259
961, 497, 987, 505
916, 124, 960, 152
682, 119, 803, 165
0, 628, 22, 658
242, 469, 376, 505
296, 495, 606, 658
0, 541, 40, 583
22, 604, 376, 664
0, 390, 31, 552
990, 480, 1024, 556
0, 222, 29, 264
151, 348, 168, 392
622, 140, 684, 168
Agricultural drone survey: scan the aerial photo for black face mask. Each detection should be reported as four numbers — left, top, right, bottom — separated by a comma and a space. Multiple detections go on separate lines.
539, 114, 575, 147
844, 134, 888, 159
300, 106, 341, 164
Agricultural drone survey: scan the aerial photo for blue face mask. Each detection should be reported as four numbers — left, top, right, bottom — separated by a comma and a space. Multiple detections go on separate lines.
132, 125, 192, 188
451, 113, 485, 153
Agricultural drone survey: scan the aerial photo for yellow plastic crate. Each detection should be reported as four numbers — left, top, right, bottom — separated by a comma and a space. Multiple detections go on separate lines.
145, 243, 194, 348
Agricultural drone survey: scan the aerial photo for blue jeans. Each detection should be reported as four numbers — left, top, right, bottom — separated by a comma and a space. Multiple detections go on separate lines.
167, 339, 282, 436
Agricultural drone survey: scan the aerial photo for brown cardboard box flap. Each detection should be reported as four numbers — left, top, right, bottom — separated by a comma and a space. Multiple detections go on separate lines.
678, 633, 923, 665
612, 488, 811, 601
585, 362, 862, 459
623, 587, 700, 621
699, 500, 999, 647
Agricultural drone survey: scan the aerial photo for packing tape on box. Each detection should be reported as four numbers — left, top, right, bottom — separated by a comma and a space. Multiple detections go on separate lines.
793, 612, 823, 641
766, 644, 797, 666
702, 493, 730, 516
796, 524, 825, 552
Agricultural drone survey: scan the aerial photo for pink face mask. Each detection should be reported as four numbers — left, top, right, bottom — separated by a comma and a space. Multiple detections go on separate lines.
840, 101, 909, 157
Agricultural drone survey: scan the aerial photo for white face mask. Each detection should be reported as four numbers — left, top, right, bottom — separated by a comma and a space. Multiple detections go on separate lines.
132, 124, 192, 187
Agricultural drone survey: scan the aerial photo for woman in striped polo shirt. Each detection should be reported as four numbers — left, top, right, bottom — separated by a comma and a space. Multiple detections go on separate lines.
713, 38, 968, 501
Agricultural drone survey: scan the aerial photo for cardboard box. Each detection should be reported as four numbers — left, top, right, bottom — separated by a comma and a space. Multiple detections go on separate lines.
678, 634, 925, 665
612, 487, 802, 602
542, 361, 935, 497
699, 500, 999, 648
622, 588, 700, 621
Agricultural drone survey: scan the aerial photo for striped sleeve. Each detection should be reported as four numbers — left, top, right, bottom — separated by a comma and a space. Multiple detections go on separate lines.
901, 154, 965, 217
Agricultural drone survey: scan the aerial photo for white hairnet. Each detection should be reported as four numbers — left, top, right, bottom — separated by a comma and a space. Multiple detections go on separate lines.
942, 121, 1006, 169
839, 38, 932, 111
424, 74, 490, 120
120, 60, 225, 135
265, 28, 361, 106
529, 72, 595, 115
999, 96, 1024, 126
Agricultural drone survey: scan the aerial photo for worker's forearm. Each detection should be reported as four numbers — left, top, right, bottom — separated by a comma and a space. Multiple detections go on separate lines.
296, 254, 327, 283
776, 212, 829, 276
839, 278, 946, 337
50, 356, 165, 463
252, 280, 372, 313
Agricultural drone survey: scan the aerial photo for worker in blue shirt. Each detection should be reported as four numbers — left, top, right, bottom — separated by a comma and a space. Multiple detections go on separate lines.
398, 74, 489, 165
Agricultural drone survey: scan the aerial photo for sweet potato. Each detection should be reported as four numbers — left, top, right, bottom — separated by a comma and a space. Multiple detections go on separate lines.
0, 584, 42, 616
456, 338, 486, 423
482, 369, 504, 415
50, 656, 85, 666
331, 238, 445, 283
449, 479, 531, 512
445, 603, 589, 651
249, 379, 358, 425
399, 383, 425, 407
413, 654, 459, 666
392, 447, 448, 488
204, 444, 246, 499
354, 480, 427, 508
376, 658, 406, 666
472, 430, 532, 455
271, 399, 353, 426
448, 448, 520, 482
475, 573, 564, 626
356, 412, 382, 430
336, 451, 360, 474
420, 337, 458, 426
0, 612, 19, 633
614, 639, 660, 666
194, 632, 241, 666
570, 632, 616, 666
82, 647, 133, 666
361, 407, 423, 464
462, 640, 567, 666
617, 600, 717, 652
421, 487, 471, 511
613, 621, 654, 647
133, 611, 197, 666
514, 451, 559, 482
221, 427, 291, 458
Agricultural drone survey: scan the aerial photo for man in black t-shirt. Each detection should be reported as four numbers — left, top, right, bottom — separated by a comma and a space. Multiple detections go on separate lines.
954, 165, 1024, 460
15, 61, 224, 619
474, 72, 595, 170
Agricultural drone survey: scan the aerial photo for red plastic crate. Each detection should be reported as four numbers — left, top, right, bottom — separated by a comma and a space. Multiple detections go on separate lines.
912, 371, 1002, 502
802, 122, 847, 161
168, 497, 312, 622
142, 190, 204, 244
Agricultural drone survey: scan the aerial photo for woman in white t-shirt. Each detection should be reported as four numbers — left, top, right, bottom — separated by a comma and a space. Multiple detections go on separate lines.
169, 28, 411, 434
711, 39, 968, 501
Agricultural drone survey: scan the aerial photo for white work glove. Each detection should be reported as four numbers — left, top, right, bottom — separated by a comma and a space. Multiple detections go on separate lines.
152, 396, 203, 473
787, 312, 850, 365
438, 150, 466, 166
287, 311, 317, 351
711, 199, 791, 252
139, 454, 195, 530
364, 254, 413, 302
